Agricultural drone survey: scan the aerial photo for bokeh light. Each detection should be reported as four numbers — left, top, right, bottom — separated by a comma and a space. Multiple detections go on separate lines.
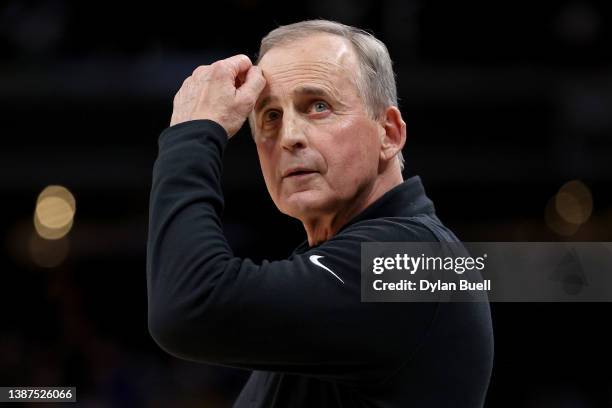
33, 185, 76, 240
555, 180, 593, 225
546, 180, 593, 236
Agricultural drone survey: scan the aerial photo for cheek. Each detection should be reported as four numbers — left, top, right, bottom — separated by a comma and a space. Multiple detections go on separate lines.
320, 119, 380, 185
256, 144, 279, 196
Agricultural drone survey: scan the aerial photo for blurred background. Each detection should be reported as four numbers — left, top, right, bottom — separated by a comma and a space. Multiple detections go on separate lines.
1, 1, 612, 406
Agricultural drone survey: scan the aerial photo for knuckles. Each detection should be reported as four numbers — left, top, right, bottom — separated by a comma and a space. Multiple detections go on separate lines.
210, 61, 230, 78
192, 65, 209, 77
190, 55, 254, 82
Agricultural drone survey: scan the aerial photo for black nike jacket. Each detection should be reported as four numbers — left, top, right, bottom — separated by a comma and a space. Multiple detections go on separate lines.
146, 119, 494, 407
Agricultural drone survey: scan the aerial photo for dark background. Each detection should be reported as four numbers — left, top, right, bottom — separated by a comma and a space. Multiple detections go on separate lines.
2, 1, 612, 406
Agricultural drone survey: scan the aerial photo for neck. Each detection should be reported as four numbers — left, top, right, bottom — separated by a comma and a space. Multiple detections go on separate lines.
302, 169, 403, 247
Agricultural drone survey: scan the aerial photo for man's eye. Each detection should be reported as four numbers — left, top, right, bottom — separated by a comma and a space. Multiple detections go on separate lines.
264, 110, 281, 122
311, 101, 329, 113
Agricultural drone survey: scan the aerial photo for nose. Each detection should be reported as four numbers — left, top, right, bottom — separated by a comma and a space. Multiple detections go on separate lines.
279, 111, 308, 152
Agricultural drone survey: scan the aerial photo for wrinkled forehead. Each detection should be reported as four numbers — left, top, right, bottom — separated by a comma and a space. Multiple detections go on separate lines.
256, 35, 360, 96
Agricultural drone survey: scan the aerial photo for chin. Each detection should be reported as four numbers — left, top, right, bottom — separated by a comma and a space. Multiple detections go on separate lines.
280, 189, 334, 219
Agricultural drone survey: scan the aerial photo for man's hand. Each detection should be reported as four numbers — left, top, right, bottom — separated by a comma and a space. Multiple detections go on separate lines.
170, 54, 266, 138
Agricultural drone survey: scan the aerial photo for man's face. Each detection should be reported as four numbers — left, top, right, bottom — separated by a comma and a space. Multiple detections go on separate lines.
252, 34, 383, 221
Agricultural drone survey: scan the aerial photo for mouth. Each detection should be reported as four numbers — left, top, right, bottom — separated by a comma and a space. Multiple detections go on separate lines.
282, 168, 319, 179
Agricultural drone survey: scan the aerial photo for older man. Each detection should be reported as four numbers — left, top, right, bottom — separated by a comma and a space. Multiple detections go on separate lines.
147, 20, 493, 407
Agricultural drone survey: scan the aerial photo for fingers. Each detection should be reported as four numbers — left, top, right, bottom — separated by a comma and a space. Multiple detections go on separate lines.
174, 55, 262, 135
223, 54, 252, 77
193, 54, 251, 82
236, 65, 266, 107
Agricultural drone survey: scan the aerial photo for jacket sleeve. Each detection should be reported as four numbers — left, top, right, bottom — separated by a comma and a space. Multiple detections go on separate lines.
146, 119, 438, 382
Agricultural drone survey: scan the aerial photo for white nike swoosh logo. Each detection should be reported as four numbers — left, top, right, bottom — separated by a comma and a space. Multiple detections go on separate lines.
308, 255, 344, 284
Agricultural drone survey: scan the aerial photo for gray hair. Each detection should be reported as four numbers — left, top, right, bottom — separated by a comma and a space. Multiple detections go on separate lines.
254, 19, 405, 171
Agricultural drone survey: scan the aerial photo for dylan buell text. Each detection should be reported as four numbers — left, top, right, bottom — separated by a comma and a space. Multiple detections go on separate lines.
370, 253, 491, 293
372, 279, 491, 292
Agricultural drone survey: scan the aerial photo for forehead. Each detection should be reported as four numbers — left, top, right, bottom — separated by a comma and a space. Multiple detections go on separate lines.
257, 34, 359, 98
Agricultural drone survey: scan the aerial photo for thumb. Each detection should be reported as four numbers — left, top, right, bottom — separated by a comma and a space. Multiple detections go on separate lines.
236, 66, 266, 108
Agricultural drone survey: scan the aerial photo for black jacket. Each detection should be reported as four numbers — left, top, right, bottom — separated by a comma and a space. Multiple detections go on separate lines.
147, 119, 494, 407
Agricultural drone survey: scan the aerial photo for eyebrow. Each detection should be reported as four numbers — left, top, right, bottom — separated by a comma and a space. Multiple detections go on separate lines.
254, 96, 273, 113
254, 86, 334, 114
293, 85, 330, 98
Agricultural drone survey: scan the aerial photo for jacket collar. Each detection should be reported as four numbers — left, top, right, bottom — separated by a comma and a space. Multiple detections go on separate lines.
293, 176, 435, 253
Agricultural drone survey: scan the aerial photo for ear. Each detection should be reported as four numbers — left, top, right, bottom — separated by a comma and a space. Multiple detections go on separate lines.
379, 106, 406, 164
